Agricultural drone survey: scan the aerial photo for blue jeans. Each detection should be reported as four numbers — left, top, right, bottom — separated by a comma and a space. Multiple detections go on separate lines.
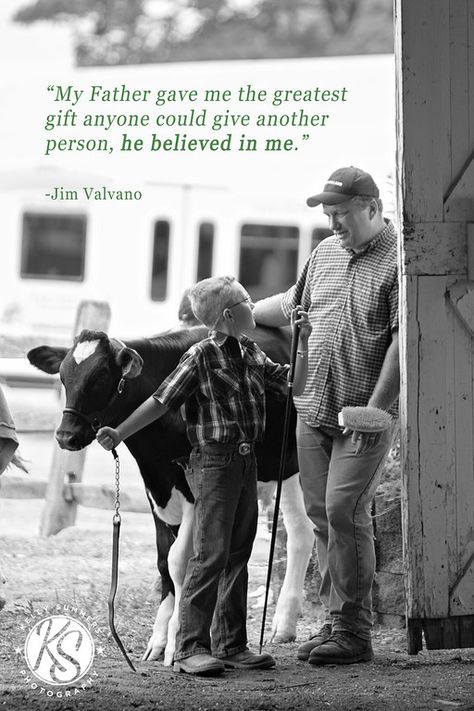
296, 416, 398, 639
174, 443, 258, 661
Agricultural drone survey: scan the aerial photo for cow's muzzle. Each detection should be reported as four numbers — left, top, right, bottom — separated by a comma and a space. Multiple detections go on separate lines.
55, 419, 94, 450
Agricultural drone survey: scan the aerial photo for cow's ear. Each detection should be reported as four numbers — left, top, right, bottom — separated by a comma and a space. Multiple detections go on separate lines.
120, 348, 144, 379
27, 346, 68, 374
111, 342, 143, 379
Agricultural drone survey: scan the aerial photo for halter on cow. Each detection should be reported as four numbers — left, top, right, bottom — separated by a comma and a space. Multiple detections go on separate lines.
28, 326, 314, 664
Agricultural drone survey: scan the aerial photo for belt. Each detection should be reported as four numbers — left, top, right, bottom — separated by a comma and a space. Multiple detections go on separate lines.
195, 442, 254, 456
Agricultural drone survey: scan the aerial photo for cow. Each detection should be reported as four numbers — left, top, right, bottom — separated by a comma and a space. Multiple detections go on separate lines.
27, 325, 314, 664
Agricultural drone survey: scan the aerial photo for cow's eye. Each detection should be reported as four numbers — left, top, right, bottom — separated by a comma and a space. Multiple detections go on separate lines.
89, 369, 111, 389
94, 368, 109, 381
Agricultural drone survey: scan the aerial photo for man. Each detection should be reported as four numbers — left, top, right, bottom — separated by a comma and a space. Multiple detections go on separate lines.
253, 166, 399, 665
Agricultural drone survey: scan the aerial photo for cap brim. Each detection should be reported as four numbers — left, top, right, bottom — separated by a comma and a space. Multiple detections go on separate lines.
306, 191, 352, 207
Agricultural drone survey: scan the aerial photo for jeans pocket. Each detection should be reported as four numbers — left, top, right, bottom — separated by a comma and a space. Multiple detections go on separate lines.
184, 451, 198, 482
202, 452, 233, 470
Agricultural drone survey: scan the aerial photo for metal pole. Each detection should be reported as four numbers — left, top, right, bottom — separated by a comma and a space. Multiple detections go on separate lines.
259, 314, 300, 653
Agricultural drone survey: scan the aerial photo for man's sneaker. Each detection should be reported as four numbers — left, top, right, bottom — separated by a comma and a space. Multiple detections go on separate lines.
308, 631, 374, 665
297, 623, 332, 661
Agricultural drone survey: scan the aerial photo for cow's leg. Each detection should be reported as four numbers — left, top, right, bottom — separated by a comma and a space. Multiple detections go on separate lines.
143, 514, 176, 661
271, 473, 314, 642
163, 500, 194, 666
143, 589, 175, 661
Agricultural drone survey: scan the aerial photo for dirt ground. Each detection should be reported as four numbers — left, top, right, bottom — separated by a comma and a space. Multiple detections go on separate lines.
1, 499, 474, 711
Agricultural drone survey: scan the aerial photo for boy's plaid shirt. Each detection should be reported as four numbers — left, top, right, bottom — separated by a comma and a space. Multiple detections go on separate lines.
153, 333, 289, 447
281, 220, 399, 432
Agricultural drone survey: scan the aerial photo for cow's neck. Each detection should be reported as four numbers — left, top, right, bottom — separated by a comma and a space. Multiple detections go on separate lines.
126, 328, 207, 389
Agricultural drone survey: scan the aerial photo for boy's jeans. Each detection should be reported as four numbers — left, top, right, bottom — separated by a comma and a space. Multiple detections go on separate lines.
296, 416, 398, 640
174, 442, 258, 661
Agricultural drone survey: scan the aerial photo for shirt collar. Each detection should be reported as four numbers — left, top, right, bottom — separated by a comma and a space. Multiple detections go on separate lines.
209, 330, 227, 346
209, 331, 252, 349
340, 219, 396, 256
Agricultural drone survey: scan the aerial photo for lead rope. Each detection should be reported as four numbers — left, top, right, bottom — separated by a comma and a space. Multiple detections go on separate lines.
108, 448, 137, 672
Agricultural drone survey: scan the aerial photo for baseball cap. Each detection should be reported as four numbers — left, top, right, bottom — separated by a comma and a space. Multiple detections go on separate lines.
306, 166, 379, 207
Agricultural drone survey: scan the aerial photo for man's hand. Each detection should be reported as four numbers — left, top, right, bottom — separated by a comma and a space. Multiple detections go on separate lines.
290, 306, 312, 343
342, 427, 383, 455
96, 426, 121, 451
339, 406, 393, 455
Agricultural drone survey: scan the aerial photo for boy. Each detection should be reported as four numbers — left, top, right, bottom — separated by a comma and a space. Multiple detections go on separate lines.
96, 276, 311, 676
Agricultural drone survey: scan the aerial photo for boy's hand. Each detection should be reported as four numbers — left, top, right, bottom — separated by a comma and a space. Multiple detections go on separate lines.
96, 426, 121, 451
291, 307, 312, 343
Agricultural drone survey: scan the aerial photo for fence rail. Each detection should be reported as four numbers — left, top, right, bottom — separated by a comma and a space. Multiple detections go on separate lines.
0, 473, 149, 514
0, 359, 59, 389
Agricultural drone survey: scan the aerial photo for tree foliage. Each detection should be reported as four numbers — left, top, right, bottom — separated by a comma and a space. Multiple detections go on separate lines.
13, 0, 393, 66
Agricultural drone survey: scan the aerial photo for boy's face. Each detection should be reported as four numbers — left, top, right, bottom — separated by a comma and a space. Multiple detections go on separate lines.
224, 283, 255, 332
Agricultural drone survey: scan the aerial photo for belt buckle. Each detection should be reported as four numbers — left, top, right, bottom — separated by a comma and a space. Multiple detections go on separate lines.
238, 442, 251, 455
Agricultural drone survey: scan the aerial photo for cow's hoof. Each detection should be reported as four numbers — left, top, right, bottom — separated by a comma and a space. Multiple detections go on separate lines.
163, 644, 176, 667
142, 646, 165, 662
0, 596, 6, 612
271, 632, 296, 643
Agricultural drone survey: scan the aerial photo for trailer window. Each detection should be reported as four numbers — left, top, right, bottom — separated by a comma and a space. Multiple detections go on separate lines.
196, 222, 214, 281
21, 213, 86, 280
311, 227, 333, 250
239, 224, 299, 300
150, 220, 170, 301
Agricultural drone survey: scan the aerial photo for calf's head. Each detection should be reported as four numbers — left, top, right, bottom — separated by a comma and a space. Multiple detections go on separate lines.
27, 330, 143, 450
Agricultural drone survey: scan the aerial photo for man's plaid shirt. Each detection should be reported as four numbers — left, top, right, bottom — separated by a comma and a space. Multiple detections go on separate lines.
153, 333, 289, 447
281, 220, 398, 432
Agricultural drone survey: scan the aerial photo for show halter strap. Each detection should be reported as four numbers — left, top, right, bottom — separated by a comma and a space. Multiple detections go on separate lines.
108, 448, 137, 672
62, 377, 125, 435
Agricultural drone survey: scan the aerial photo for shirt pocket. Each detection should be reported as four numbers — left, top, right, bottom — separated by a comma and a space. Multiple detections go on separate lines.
207, 368, 240, 399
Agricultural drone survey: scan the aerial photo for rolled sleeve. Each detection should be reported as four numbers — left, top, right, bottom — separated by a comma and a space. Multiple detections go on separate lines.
388, 278, 399, 333
153, 350, 199, 411
281, 256, 312, 319
264, 357, 289, 398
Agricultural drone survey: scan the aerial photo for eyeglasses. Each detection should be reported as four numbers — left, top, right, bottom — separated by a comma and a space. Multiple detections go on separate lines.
226, 295, 252, 310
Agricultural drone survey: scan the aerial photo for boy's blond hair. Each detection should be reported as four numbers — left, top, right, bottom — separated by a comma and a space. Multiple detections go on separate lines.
189, 276, 237, 328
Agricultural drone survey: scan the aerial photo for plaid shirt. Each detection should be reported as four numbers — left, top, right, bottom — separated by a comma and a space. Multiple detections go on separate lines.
281, 220, 398, 431
153, 332, 289, 447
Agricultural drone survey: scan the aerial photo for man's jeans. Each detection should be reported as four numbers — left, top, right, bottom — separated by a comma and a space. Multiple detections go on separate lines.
296, 416, 398, 639
174, 443, 258, 661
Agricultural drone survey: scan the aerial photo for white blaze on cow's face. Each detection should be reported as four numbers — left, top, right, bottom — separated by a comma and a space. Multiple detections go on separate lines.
72, 340, 100, 364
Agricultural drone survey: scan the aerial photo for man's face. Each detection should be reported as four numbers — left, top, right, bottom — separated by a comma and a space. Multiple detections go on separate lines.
323, 199, 373, 252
